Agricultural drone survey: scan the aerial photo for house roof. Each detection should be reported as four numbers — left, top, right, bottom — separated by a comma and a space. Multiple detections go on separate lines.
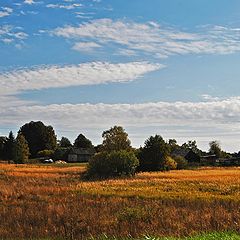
69, 148, 95, 155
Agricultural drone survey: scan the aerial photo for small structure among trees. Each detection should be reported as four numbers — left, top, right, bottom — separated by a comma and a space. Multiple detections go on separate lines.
68, 148, 95, 163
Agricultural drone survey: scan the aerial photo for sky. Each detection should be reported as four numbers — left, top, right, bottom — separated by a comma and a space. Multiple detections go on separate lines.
1, 0, 240, 152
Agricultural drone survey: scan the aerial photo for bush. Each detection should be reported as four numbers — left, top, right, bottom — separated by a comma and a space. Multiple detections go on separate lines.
163, 156, 177, 171
37, 149, 54, 158
173, 155, 188, 169
53, 147, 71, 161
87, 150, 139, 178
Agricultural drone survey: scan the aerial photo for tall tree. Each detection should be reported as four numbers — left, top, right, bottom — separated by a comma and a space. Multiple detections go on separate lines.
139, 135, 170, 171
101, 126, 131, 152
74, 134, 93, 148
209, 141, 222, 158
5, 131, 15, 162
59, 137, 72, 148
14, 133, 30, 164
19, 121, 57, 157
0, 136, 7, 160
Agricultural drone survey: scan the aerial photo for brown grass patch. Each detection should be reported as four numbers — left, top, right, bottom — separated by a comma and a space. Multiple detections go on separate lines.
0, 163, 239, 239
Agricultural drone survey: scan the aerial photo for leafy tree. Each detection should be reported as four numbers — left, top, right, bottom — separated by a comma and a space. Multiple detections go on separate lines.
74, 134, 93, 148
14, 133, 29, 164
59, 137, 72, 148
139, 135, 170, 171
101, 126, 131, 152
19, 121, 57, 157
168, 139, 179, 152
37, 149, 54, 158
173, 155, 188, 170
182, 140, 199, 152
87, 150, 139, 178
209, 141, 222, 158
163, 156, 177, 171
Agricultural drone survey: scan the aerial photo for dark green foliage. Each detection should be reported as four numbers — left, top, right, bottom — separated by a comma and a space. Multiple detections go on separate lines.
19, 121, 57, 157
138, 135, 170, 171
173, 156, 188, 169
101, 126, 131, 152
37, 149, 54, 158
0, 136, 8, 159
209, 141, 222, 158
74, 134, 93, 148
59, 137, 72, 147
87, 150, 139, 178
53, 147, 71, 161
13, 133, 29, 164
5, 131, 15, 161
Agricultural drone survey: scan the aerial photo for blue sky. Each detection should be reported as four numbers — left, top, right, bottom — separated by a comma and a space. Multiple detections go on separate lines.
1, 0, 240, 152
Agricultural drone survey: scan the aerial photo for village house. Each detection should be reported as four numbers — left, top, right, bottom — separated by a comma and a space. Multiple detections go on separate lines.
68, 148, 95, 163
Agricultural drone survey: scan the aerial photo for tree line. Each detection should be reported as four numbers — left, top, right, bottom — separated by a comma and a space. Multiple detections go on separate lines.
0, 121, 239, 178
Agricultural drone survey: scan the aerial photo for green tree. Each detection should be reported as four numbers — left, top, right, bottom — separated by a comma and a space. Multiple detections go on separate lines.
101, 126, 131, 152
5, 131, 15, 162
74, 134, 93, 148
209, 141, 222, 158
14, 133, 29, 164
87, 150, 139, 178
59, 137, 72, 148
0, 136, 7, 160
19, 121, 57, 157
139, 135, 170, 171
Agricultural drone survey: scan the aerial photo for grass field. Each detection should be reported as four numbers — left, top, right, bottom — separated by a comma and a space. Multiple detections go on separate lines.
0, 163, 239, 239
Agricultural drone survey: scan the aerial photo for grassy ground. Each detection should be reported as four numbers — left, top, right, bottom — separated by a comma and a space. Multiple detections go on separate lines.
94, 232, 240, 239
0, 163, 239, 239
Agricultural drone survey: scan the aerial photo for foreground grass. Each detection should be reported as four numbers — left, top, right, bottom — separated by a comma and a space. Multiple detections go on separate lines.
94, 232, 240, 239
0, 163, 239, 239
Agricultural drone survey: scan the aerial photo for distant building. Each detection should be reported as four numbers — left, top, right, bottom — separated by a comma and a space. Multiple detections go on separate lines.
200, 155, 218, 165
171, 148, 200, 163
68, 148, 95, 163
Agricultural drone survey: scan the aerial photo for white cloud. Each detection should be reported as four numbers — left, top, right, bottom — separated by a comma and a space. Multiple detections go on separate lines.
52, 18, 240, 58
201, 94, 221, 102
46, 3, 83, 10
0, 25, 28, 45
0, 62, 163, 95
1, 97, 240, 151
72, 42, 101, 52
0, 7, 13, 18
24, 0, 36, 4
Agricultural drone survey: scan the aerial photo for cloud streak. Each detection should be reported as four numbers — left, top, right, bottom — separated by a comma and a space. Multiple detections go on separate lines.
52, 19, 240, 58
0, 61, 163, 95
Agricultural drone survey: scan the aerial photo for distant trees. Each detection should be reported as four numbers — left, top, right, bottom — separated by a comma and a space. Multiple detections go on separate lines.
5, 131, 15, 161
59, 137, 72, 148
88, 150, 139, 178
14, 133, 29, 164
86, 126, 138, 178
209, 141, 222, 158
19, 121, 57, 157
101, 126, 131, 152
74, 134, 93, 149
138, 135, 170, 171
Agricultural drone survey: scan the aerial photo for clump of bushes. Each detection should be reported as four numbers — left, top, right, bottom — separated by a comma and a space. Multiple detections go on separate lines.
163, 156, 177, 171
173, 156, 188, 169
37, 149, 54, 158
87, 150, 139, 178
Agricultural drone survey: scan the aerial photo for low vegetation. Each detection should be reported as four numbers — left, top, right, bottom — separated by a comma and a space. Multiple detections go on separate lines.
0, 163, 239, 239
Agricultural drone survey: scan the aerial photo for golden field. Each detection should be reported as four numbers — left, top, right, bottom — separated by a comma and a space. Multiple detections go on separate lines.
0, 163, 239, 239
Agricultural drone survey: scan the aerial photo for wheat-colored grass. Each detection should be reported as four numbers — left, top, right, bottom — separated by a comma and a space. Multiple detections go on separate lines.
0, 163, 239, 239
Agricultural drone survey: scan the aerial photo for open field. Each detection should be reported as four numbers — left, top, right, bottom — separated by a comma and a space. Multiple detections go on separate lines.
0, 163, 239, 239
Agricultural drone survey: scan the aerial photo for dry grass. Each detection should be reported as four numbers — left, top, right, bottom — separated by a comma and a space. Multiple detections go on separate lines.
0, 163, 239, 239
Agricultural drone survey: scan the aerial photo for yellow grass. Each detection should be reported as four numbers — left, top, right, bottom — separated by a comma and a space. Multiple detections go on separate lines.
0, 163, 239, 239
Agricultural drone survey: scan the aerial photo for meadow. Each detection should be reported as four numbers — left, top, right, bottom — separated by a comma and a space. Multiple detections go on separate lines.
0, 163, 239, 239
